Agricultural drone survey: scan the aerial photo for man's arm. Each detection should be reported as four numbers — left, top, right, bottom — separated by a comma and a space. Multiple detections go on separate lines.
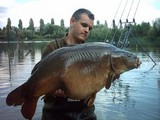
41, 41, 56, 59
31, 41, 56, 74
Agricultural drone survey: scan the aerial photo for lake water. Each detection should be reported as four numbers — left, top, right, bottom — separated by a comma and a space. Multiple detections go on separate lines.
0, 42, 160, 120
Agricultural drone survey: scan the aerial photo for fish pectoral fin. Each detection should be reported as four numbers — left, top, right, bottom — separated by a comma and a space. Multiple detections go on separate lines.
105, 73, 118, 89
21, 97, 38, 120
84, 94, 96, 107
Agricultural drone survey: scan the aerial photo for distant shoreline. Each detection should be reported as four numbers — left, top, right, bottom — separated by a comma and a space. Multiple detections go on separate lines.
0, 40, 50, 44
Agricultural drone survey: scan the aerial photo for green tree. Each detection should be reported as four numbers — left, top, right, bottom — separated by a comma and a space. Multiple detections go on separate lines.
141, 22, 150, 37
18, 19, 23, 30
88, 24, 110, 42
40, 18, 45, 35
104, 20, 108, 28
25, 18, 35, 39
153, 18, 160, 38
60, 19, 65, 27
28, 18, 34, 31
151, 18, 160, 46
96, 20, 100, 26
6, 18, 11, 41
51, 18, 55, 25
6, 18, 11, 29
5, 18, 17, 41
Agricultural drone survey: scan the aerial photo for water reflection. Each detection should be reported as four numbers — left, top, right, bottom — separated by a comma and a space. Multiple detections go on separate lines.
0, 42, 160, 120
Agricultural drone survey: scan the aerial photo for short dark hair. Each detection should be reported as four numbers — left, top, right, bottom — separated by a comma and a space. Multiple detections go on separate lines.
72, 8, 94, 21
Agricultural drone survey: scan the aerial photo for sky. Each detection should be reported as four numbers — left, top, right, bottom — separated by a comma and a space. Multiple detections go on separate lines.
0, 0, 160, 29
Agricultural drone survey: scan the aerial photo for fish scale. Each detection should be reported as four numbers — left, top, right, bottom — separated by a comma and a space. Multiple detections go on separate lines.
6, 42, 141, 120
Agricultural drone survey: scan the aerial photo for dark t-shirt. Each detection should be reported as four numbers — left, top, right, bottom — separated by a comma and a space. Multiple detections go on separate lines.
42, 37, 67, 59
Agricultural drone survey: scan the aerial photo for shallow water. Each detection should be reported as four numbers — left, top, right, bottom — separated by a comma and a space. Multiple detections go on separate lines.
0, 42, 160, 120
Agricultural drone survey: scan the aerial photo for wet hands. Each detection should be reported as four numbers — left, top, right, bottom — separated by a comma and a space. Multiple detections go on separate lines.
53, 89, 67, 97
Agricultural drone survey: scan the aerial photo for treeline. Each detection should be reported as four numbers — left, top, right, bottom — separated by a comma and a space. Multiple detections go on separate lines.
0, 17, 160, 47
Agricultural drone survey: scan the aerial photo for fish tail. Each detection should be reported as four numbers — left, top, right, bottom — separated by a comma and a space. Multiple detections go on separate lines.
6, 83, 38, 119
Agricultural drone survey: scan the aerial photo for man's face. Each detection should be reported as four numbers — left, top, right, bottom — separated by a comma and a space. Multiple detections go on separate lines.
71, 13, 94, 43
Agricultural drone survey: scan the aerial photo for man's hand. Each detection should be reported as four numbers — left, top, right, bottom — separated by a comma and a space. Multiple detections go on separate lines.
53, 89, 67, 97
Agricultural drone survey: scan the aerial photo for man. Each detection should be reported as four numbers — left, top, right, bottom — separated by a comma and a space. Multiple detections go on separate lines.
41, 8, 96, 120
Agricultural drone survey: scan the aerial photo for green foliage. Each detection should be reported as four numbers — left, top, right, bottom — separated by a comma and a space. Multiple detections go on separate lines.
152, 18, 160, 45
51, 18, 55, 25
0, 17, 160, 47
27, 18, 34, 31
88, 24, 110, 42
4, 29, 17, 41
18, 19, 23, 30
0, 27, 6, 40
40, 19, 45, 35
60, 19, 65, 27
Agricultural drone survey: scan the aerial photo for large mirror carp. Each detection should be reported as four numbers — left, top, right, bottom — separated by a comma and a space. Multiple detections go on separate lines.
6, 42, 141, 120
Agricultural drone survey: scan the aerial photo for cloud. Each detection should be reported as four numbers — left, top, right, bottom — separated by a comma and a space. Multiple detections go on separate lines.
136, 0, 160, 24
0, 0, 160, 28
0, 6, 8, 28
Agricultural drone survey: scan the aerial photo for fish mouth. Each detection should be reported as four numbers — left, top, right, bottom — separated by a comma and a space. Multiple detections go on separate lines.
135, 58, 142, 68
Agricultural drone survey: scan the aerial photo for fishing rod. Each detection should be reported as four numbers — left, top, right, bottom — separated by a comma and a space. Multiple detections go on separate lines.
117, 0, 156, 66
104, 0, 122, 42
127, 0, 134, 20
111, 0, 129, 44
133, 0, 140, 19
130, 32, 157, 66
117, 0, 135, 48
